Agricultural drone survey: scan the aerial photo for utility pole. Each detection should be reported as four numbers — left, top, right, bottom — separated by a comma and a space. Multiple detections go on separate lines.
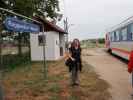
0, 36, 1, 68
42, 28, 47, 79
0, 17, 4, 100
0, 18, 3, 69
64, 18, 69, 51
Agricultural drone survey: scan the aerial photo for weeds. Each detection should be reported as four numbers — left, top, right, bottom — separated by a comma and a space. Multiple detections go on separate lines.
1, 52, 31, 71
48, 83, 61, 93
3, 60, 111, 100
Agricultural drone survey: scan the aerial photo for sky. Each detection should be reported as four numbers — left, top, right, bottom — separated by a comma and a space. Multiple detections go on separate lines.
57, 0, 133, 41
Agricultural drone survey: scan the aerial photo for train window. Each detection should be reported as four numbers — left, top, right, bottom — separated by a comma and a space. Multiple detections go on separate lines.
131, 24, 133, 40
108, 33, 111, 41
116, 30, 120, 41
131, 33, 133, 40
111, 32, 115, 41
121, 28, 127, 41
114, 32, 116, 41
109, 34, 111, 41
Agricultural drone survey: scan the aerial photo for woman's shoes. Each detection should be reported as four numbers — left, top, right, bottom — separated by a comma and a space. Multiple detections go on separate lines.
74, 83, 79, 86
71, 83, 79, 86
131, 93, 133, 97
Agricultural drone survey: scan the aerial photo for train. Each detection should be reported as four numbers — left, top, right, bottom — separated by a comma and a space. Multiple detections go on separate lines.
105, 16, 133, 60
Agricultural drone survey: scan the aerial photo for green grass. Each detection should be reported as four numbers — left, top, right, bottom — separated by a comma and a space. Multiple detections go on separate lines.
3, 60, 111, 100
49, 95, 60, 100
48, 83, 61, 93
81, 42, 105, 49
69, 95, 80, 100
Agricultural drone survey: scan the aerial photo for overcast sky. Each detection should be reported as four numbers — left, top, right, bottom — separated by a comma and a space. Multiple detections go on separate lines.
58, 0, 133, 40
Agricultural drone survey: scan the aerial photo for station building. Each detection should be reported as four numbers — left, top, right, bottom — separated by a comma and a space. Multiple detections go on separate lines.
30, 17, 67, 61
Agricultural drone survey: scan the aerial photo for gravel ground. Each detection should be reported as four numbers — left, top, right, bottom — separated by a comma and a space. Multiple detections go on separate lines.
83, 48, 132, 100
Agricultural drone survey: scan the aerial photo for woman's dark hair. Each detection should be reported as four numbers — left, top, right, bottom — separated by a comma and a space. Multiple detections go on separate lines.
71, 38, 81, 48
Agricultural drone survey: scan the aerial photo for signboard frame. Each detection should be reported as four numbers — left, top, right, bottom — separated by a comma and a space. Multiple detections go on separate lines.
4, 17, 40, 33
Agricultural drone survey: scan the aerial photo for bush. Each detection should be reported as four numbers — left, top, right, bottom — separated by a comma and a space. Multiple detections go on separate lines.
1, 52, 30, 70
98, 38, 105, 44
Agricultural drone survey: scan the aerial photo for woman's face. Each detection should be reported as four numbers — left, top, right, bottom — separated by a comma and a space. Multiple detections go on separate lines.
74, 39, 79, 47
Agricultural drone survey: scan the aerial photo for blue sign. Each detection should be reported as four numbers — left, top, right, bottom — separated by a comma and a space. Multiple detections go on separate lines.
4, 17, 40, 33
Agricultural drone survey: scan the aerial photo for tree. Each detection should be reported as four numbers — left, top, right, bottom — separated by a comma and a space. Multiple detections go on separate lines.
0, 0, 61, 65
98, 38, 105, 44
0, 0, 61, 57
0, 0, 7, 8
0, 0, 60, 20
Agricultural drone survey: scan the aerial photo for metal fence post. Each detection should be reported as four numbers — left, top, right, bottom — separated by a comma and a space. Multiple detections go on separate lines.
42, 26, 47, 79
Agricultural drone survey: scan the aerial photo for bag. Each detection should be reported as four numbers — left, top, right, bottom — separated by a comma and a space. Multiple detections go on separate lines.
65, 58, 74, 72
65, 58, 73, 67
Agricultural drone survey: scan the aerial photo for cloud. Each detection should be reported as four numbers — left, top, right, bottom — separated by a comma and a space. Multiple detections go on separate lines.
58, 0, 133, 40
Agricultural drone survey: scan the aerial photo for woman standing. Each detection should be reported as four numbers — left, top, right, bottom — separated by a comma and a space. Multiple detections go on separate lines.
69, 39, 82, 86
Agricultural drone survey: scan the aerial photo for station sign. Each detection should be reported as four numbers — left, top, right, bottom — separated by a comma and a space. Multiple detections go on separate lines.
4, 17, 40, 33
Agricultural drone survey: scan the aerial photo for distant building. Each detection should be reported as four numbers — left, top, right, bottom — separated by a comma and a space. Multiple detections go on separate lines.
30, 17, 67, 61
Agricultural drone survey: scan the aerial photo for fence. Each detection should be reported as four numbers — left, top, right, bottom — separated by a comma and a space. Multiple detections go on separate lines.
0, 42, 31, 70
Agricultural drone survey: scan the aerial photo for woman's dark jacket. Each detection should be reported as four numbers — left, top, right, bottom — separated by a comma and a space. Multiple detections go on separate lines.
68, 47, 82, 71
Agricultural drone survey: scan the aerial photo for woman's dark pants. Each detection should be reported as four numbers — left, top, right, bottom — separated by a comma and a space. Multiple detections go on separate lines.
71, 63, 79, 85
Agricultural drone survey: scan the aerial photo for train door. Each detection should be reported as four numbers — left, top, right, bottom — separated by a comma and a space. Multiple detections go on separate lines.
105, 33, 110, 49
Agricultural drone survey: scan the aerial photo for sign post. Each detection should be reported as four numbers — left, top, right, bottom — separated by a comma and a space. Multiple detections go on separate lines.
0, 7, 47, 79
4, 17, 47, 79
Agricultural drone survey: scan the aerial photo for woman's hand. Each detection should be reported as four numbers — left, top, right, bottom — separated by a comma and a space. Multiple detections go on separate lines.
71, 57, 75, 61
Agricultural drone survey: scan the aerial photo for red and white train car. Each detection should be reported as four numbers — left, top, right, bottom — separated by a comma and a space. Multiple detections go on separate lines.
105, 17, 133, 60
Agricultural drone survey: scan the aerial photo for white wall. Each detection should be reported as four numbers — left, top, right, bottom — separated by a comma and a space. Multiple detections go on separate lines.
54, 32, 60, 60
30, 31, 60, 61
30, 33, 43, 61
59, 34, 65, 55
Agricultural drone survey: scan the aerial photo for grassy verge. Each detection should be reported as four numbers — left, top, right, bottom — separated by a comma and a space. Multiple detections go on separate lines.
2, 60, 111, 100
1, 52, 30, 71
81, 43, 105, 49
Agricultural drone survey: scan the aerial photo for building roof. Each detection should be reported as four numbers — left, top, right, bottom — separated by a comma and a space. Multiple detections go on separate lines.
34, 16, 67, 34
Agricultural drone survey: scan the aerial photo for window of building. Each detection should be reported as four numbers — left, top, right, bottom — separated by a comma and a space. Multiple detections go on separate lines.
56, 40, 58, 45
121, 28, 127, 41
56, 40, 59, 45
115, 30, 120, 41
38, 35, 45, 46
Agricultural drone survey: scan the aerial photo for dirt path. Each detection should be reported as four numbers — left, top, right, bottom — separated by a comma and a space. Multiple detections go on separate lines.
83, 48, 132, 100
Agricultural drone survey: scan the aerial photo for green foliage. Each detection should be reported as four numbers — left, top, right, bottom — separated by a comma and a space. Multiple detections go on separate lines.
81, 38, 105, 48
49, 95, 60, 100
2, 52, 31, 70
48, 83, 61, 93
13, 0, 35, 17
69, 95, 79, 100
98, 38, 105, 44
0, 0, 60, 19
0, 0, 7, 8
